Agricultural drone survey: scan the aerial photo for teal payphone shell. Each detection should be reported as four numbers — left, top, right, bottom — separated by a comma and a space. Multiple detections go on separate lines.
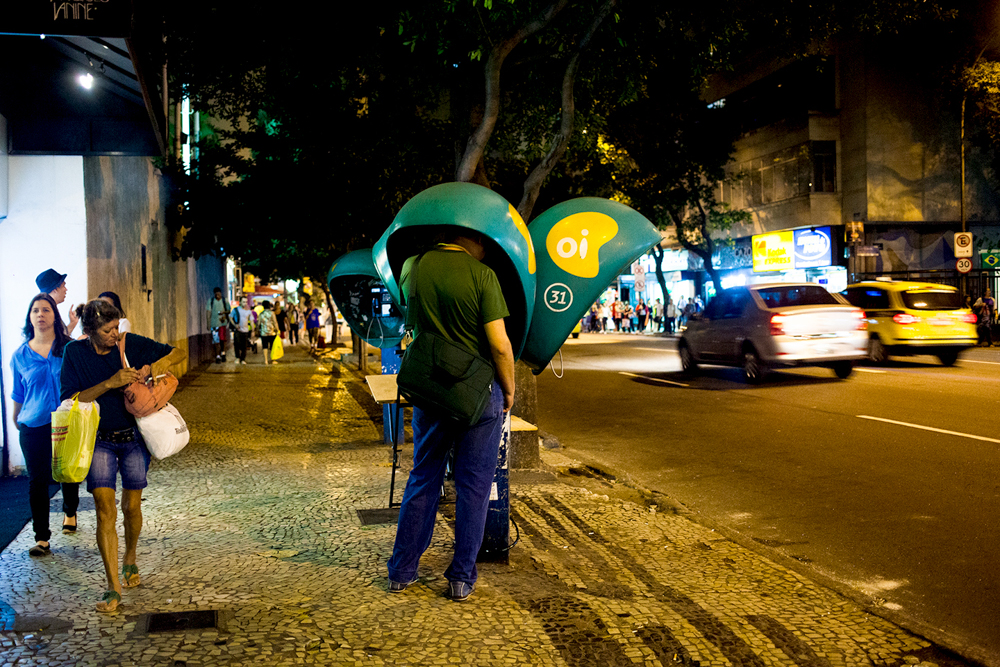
327, 249, 407, 348
372, 182, 537, 359
519, 197, 662, 373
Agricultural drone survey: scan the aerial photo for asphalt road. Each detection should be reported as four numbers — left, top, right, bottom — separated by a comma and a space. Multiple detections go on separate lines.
536, 332, 1000, 665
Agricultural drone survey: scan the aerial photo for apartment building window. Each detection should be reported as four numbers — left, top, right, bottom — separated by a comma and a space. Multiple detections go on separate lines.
812, 141, 836, 192
719, 141, 836, 208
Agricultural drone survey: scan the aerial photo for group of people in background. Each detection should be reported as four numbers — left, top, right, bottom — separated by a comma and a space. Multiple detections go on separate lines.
583, 294, 703, 334
207, 288, 326, 365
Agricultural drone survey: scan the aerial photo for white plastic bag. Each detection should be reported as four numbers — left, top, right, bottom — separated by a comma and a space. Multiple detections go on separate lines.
136, 403, 190, 460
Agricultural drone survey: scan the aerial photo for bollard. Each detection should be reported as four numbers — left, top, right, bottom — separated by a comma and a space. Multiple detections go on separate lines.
382, 344, 404, 446
477, 413, 510, 563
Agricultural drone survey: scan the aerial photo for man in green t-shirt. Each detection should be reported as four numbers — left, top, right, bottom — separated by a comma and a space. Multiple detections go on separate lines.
387, 231, 515, 602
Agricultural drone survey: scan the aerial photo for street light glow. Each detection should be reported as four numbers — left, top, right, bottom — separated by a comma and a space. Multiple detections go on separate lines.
78, 73, 94, 90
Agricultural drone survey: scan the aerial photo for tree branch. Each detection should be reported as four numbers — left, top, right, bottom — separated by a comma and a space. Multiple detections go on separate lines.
455, 0, 570, 183
518, 0, 617, 219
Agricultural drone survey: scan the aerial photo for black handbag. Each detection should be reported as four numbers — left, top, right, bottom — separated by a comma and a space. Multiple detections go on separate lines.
395, 253, 495, 426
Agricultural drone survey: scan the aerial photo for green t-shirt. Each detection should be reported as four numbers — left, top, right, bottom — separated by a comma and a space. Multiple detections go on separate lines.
401, 246, 509, 361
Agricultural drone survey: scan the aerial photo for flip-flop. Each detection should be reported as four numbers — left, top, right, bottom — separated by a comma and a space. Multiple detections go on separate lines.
96, 590, 121, 613
121, 564, 141, 588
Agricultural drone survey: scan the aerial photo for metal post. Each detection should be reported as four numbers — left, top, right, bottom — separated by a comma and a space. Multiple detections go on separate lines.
478, 413, 510, 563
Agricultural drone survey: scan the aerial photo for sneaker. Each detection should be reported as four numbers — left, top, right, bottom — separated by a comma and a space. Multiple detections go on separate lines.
241, 360, 247, 365
447, 581, 474, 601
215, 355, 221, 363
388, 578, 417, 593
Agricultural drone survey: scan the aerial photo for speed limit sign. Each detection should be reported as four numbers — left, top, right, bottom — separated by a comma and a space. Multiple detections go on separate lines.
957, 258, 973, 273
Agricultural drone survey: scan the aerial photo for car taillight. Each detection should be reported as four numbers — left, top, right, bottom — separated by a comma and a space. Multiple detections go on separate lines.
770, 314, 786, 336
961, 312, 978, 324
853, 309, 867, 330
893, 313, 919, 325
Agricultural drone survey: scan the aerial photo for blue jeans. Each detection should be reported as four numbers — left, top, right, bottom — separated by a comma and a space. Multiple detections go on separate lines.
387, 381, 503, 586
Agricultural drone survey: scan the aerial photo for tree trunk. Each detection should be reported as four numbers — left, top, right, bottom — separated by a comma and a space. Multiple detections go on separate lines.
652, 244, 670, 311
517, 0, 615, 220
454, 0, 570, 183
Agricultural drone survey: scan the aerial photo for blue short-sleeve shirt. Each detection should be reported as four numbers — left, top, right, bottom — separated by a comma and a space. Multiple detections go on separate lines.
10, 342, 63, 428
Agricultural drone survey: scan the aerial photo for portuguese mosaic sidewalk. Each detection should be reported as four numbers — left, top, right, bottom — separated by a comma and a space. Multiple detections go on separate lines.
0, 342, 968, 666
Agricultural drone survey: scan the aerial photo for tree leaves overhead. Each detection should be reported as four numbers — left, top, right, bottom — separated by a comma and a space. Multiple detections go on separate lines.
162, 0, 956, 285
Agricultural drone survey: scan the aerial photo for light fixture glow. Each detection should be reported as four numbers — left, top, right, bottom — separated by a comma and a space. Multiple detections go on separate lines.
78, 73, 94, 89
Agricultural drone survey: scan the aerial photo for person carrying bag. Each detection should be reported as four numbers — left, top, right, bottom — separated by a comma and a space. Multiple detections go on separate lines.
396, 253, 494, 426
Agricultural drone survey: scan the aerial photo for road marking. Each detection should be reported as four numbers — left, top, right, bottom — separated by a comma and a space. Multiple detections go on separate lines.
618, 371, 689, 387
853, 368, 887, 373
635, 347, 670, 352
858, 415, 1000, 444
959, 359, 1000, 366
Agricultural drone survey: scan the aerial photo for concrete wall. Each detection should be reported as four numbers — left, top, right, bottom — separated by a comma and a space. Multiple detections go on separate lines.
82, 156, 225, 373
0, 155, 88, 472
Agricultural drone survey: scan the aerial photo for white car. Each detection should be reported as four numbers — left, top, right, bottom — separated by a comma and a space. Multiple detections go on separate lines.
678, 283, 868, 382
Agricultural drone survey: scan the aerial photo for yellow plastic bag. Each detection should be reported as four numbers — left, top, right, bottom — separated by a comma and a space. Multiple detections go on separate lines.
271, 336, 285, 360
51, 395, 100, 483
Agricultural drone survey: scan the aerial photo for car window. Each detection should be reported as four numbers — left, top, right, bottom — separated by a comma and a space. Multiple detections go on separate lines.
721, 289, 749, 318
755, 285, 838, 308
704, 296, 723, 319
902, 290, 963, 310
843, 287, 889, 310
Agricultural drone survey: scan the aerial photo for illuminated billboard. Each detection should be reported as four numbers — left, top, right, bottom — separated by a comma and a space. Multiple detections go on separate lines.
752, 227, 832, 272
752, 231, 794, 272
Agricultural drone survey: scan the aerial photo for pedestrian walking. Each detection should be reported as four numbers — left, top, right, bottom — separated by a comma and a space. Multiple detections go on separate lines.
258, 301, 278, 364
635, 299, 648, 332
207, 287, 228, 363
666, 299, 676, 333
287, 304, 300, 345
229, 296, 254, 364
98, 292, 132, 334
612, 300, 622, 332
9, 293, 81, 558
276, 304, 288, 341
652, 298, 663, 332
387, 231, 515, 602
60, 299, 186, 612
36, 268, 80, 333
305, 303, 321, 351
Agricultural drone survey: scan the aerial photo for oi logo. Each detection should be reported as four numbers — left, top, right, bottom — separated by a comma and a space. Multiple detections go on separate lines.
545, 212, 619, 278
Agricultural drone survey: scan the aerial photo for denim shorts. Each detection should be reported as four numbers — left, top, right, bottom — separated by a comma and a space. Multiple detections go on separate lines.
86, 428, 151, 493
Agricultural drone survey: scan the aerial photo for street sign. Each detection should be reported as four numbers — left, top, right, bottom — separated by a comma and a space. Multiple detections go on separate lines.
955, 232, 973, 258
957, 258, 973, 274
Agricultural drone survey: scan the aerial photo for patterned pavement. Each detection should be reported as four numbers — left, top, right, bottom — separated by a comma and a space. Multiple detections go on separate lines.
0, 343, 966, 666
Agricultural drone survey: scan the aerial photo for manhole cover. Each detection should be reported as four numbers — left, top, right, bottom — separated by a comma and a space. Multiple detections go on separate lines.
147, 610, 218, 633
356, 508, 400, 525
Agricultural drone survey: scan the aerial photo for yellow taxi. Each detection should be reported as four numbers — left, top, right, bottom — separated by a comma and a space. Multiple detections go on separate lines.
840, 280, 977, 365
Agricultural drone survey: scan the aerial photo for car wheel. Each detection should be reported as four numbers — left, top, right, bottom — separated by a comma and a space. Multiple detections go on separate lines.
937, 349, 959, 366
679, 341, 697, 375
742, 346, 766, 383
868, 336, 887, 364
832, 360, 854, 379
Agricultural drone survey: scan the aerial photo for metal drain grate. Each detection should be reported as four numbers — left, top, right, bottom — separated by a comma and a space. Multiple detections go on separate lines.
356, 508, 400, 525
147, 610, 218, 633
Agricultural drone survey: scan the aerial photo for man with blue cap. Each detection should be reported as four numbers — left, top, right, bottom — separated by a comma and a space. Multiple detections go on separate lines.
35, 268, 79, 333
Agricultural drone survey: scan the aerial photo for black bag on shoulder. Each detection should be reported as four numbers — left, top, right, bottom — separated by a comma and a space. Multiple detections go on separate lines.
395, 254, 495, 426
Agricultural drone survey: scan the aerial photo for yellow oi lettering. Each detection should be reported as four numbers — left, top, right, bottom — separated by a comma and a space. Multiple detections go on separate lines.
545, 212, 619, 278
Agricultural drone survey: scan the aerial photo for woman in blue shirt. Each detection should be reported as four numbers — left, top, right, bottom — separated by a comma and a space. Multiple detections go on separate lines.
10, 294, 80, 557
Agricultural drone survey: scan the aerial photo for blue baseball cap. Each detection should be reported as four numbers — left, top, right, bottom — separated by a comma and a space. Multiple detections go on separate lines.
35, 268, 67, 294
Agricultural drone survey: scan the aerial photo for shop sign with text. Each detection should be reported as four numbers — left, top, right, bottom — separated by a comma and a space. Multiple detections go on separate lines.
752, 227, 832, 272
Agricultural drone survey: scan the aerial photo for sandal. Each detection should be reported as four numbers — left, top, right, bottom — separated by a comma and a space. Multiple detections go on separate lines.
96, 590, 121, 613
121, 564, 141, 588
28, 542, 51, 557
